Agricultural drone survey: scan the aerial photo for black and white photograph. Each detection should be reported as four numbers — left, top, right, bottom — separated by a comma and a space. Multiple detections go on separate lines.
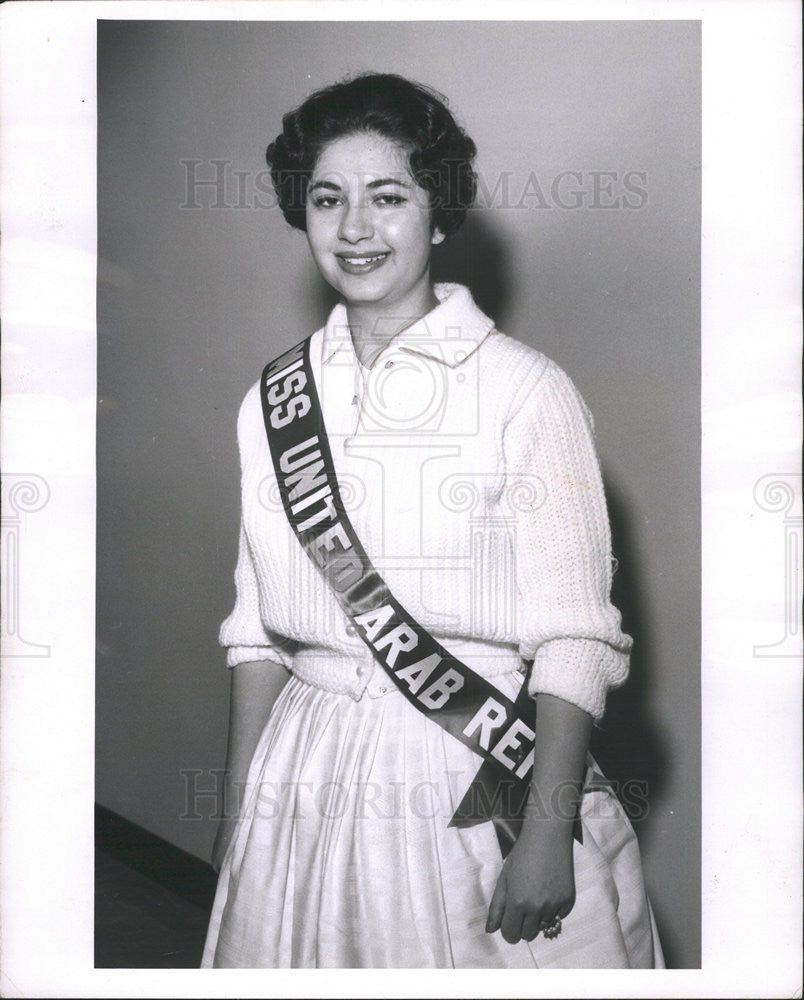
93, 17, 697, 970
0, 1, 800, 996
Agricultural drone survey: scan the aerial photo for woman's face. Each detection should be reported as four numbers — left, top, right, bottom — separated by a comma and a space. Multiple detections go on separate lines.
305, 131, 444, 318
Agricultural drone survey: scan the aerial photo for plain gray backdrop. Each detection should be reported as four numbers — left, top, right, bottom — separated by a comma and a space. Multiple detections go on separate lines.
96, 19, 701, 968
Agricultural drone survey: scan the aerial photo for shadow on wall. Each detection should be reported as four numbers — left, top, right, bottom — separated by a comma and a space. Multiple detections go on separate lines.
432, 214, 513, 328
595, 476, 668, 821
594, 474, 677, 966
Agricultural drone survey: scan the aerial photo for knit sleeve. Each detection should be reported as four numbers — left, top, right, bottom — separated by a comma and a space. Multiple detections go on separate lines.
218, 385, 294, 670
218, 521, 294, 669
502, 357, 631, 720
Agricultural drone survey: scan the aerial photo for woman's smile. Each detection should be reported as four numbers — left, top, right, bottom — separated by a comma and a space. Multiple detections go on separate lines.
335, 250, 391, 275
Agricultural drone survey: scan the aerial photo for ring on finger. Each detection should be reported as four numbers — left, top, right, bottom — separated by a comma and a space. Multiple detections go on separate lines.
539, 915, 562, 939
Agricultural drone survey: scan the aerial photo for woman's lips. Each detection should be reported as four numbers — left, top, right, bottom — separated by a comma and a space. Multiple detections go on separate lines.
335, 252, 390, 275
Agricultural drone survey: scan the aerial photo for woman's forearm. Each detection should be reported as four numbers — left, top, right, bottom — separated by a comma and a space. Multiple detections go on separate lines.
521, 693, 593, 840
486, 692, 594, 939
222, 658, 290, 813
211, 659, 288, 870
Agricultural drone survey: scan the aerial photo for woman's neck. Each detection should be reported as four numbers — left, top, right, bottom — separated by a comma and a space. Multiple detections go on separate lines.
346, 284, 439, 370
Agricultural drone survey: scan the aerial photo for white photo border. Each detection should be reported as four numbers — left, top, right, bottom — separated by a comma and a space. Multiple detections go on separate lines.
0, 0, 801, 997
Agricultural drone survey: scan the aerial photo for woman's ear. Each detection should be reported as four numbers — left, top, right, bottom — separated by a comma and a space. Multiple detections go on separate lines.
431, 226, 446, 246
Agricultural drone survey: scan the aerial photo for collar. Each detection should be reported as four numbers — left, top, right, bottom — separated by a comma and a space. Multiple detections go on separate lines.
321, 283, 495, 369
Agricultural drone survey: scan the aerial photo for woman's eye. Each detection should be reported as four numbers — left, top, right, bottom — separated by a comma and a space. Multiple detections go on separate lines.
374, 194, 405, 207
312, 195, 342, 208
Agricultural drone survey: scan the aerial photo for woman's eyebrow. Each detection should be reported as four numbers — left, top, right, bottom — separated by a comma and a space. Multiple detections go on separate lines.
366, 177, 410, 189
309, 176, 411, 193
308, 179, 342, 193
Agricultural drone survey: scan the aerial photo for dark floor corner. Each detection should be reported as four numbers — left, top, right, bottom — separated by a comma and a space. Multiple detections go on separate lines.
95, 803, 217, 968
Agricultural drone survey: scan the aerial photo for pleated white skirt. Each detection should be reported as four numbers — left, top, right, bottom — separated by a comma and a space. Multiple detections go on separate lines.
201, 672, 664, 969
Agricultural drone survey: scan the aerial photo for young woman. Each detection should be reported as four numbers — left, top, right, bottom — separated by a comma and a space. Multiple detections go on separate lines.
201, 73, 663, 969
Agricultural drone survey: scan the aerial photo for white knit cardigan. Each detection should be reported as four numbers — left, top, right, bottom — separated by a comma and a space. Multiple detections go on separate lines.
220, 283, 631, 720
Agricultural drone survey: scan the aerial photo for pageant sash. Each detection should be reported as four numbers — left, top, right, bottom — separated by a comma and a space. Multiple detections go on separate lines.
259, 337, 581, 855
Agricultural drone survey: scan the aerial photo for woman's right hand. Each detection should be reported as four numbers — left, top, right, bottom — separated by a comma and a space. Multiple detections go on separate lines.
211, 814, 238, 874
211, 659, 289, 873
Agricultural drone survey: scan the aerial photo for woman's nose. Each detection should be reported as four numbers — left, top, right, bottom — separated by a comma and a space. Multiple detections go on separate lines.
338, 201, 373, 243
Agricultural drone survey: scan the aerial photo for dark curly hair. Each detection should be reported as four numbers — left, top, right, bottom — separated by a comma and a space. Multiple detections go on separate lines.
266, 73, 477, 237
